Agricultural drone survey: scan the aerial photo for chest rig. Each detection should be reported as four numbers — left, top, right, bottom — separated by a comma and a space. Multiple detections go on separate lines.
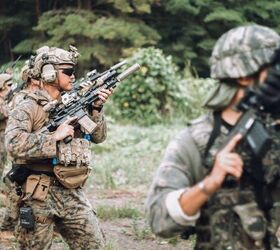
24, 92, 92, 189
190, 112, 280, 250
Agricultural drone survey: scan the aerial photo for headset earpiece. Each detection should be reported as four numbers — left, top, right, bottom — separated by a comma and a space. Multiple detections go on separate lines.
41, 64, 57, 83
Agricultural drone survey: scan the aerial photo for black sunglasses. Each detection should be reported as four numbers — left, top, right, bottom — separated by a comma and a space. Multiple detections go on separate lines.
59, 67, 75, 76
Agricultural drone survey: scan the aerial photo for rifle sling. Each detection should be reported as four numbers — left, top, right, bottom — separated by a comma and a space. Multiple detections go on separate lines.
203, 111, 222, 160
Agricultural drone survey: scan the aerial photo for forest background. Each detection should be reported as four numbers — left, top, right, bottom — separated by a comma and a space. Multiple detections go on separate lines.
2, 0, 280, 123
1, 1, 280, 249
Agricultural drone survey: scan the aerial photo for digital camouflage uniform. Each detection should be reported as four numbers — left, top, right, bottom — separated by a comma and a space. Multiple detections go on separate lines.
146, 25, 280, 250
0, 73, 12, 179
5, 47, 106, 250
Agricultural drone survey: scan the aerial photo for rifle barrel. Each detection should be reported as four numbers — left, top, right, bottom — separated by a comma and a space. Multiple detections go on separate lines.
117, 64, 141, 81
110, 60, 127, 71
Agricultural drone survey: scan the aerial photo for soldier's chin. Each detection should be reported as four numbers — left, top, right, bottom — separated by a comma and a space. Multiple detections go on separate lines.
66, 82, 73, 91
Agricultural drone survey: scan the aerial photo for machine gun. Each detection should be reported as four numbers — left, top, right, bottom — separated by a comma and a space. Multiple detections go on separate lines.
44, 61, 140, 143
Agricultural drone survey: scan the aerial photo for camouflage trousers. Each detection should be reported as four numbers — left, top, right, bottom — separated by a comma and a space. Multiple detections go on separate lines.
195, 189, 280, 250
0, 129, 7, 179
16, 183, 105, 250
0, 177, 19, 231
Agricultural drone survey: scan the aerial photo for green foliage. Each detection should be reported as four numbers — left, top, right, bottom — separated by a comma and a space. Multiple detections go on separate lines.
12, 3, 160, 70
131, 219, 153, 240
204, 8, 245, 24
109, 47, 187, 124
180, 72, 217, 119
4, 0, 280, 77
0, 60, 25, 84
97, 205, 141, 220
154, 0, 280, 76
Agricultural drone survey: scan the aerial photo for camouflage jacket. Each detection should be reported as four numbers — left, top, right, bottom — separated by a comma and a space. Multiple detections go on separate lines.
146, 112, 280, 249
9, 89, 30, 110
5, 88, 107, 164
0, 95, 9, 130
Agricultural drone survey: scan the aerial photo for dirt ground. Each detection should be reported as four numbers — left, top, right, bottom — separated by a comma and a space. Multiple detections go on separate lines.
0, 188, 194, 250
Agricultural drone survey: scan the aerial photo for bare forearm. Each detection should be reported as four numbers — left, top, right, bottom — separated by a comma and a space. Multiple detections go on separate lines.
179, 176, 221, 215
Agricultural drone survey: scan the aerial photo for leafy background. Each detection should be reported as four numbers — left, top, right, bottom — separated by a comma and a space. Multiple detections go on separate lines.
2, 0, 280, 77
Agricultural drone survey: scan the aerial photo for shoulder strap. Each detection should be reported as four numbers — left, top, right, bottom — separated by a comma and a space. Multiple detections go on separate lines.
203, 111, 222, 159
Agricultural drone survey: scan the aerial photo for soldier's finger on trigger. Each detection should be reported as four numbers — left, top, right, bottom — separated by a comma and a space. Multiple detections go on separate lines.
102, 89, 111, 94
98, 95, 106, 101
64, 116, 78, 125
221, 134, 242, 153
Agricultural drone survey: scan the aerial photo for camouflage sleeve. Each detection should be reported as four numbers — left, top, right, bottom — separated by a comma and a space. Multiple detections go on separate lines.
145, 128, 204, 238
89, 109, 107, 143
0, 98, 9, 121
5, 101, 57, 160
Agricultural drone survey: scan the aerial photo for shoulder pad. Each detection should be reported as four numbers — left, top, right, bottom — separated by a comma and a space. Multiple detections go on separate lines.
188, 112, 214, 126
26, 91, 49, 107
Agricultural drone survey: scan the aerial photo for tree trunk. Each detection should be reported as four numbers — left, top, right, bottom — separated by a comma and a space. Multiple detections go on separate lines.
0, 0, 4, 14
8, 38, 14, 61
77, 0, 82, 9
84, 0, 91, 9
34, 0, 40, 22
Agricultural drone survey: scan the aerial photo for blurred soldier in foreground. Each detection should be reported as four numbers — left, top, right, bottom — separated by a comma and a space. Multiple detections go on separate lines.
146, 25, 280, 249
5, 46, 112, 249
0, 73, 12, 178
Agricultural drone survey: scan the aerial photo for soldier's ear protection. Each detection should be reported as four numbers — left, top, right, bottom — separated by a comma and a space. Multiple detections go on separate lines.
41, 53, 57, 83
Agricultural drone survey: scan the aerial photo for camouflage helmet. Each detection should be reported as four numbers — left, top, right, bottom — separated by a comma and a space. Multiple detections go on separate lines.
29, 45, 79, 81
0, 73, 13, 90
210, 25, 280, 79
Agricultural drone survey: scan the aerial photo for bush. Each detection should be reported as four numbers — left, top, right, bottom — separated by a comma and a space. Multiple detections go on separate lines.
179, 72, 217, 120
109, 47, 187, 124
0, 60, 25, 84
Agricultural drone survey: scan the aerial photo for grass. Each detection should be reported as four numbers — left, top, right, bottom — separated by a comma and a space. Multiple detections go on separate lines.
88, 121, 184, 189
97, 204, 141, 221
131, 218, 153, 241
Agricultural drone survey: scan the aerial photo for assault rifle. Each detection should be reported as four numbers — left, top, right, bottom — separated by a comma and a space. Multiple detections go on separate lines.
220, 79, 279, 158
220, 49, 280, 157
71, 60, 128, 92
221, 102, 271, 157
44, 61, 140, 143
